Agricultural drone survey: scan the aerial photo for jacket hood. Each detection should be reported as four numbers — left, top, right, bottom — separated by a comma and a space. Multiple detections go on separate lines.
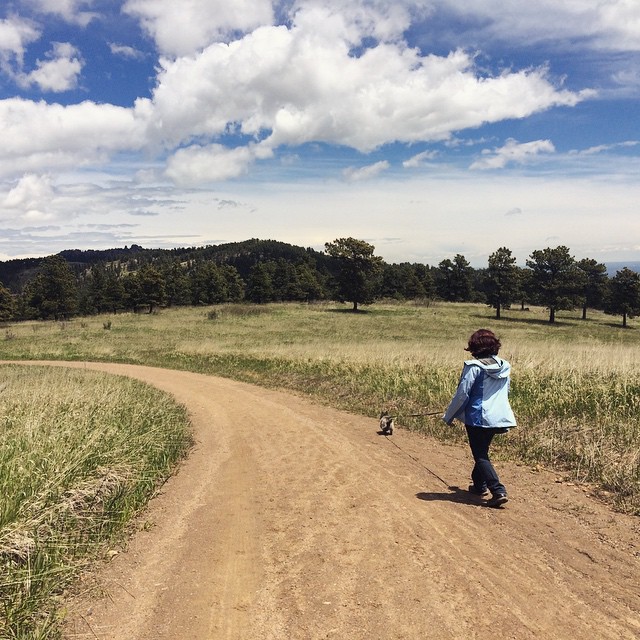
465, 356, 511, 379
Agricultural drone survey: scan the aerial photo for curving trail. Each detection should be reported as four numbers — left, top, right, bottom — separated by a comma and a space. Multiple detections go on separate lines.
11, 362, 640, 639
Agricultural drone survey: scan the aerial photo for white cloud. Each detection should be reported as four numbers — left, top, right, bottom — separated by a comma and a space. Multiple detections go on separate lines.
2, 173, 54, 215
109, 42, 146, 60
26, 0, 99, 27
0, 98, 150, 176
471, 139, 556, 170
403, 150, 438, 168
123, 0, 274, 57
165, 144, 257, 185
343, 160, 389, 181
0, 15, 40, 67
16, 42, 83, 92
148, 19, 589, 160
578, 140, 640, 155
0, 2, 595, 188
436, 0, 640, 52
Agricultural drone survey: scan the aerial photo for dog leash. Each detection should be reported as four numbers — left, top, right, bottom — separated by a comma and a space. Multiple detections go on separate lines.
382, 432, 450, 488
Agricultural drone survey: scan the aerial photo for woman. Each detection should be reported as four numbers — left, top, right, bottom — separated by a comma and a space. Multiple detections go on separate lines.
443, 329, 516, 508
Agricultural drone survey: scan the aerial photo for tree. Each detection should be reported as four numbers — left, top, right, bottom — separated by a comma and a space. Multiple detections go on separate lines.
245, 262, 275, 303
436, 254, 473, 302
163, 260, 191, 307
604, 268, 640, 328
526, 246, 580, 323
220, 265, 245, 303
0, 281, 15, 322
24, 255, 78, 320
294, 262, 326, 302
324, 238, 383, 311
576, 258, 608, 320
486, 247, 519, 319
381, 263, 428, 300
137, 264, 166, 313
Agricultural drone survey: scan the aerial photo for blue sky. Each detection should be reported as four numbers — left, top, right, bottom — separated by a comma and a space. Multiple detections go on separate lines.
0, 0, 638, 267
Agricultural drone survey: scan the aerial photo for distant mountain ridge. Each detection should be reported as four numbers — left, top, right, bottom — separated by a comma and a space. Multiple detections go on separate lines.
605, 262, 640, 276
1, 240, 638, 292
0, 239, 330, 292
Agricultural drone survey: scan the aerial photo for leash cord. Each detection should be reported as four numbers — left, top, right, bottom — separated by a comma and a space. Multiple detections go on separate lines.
383, 432, 450, 488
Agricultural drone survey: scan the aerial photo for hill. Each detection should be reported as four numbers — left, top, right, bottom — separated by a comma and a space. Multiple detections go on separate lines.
0, 239, 331, 292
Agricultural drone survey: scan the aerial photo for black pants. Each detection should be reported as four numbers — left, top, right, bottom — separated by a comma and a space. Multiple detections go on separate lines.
465, 426, 507, 495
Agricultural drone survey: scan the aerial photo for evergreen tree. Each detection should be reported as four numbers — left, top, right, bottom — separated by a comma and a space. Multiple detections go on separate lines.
486, 247, 519, 319
24, 255, 78, 320
576, 258, 608, 320
526, 246, 580, 323
436, 254, 473, 301
324, 238, 383, 311
137, 264, 166, 313
122, 273, 143, 312
163, 261, 191, 307
221, 265, 245, 302
413, 264, 436, 299
245, 262, 275, 303
0, 281, 15, 321
604, 267, 640, 328
295, 263, 326, 302
272, 259, 304, 301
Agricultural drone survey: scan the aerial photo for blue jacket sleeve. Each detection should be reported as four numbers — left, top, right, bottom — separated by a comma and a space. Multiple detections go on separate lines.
442, 364, 480, 425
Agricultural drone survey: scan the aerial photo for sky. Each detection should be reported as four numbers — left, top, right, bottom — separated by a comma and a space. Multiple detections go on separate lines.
0, 0, 639, 267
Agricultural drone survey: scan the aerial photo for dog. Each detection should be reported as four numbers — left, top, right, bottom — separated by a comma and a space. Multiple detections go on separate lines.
379, 412, 394, 435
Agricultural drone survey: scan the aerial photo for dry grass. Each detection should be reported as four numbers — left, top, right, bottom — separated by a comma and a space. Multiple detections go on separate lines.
1, 301, 639, 516
0, 365, 192, 639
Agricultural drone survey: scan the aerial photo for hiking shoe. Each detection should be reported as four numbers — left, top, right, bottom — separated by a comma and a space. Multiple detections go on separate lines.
468, 484, 489, 496
486, 493, 508, 508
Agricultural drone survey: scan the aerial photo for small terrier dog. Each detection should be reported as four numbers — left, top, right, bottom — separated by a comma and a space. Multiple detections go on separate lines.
379, 412, 394, 435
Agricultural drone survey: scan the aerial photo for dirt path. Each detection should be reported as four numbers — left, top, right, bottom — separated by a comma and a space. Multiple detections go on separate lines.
15, 362, 640, 639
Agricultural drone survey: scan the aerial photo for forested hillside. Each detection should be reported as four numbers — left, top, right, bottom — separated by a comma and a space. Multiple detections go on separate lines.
0, 239, 639, 327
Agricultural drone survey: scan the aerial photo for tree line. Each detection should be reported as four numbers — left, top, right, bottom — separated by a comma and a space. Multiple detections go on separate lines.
0, 238, 639, 327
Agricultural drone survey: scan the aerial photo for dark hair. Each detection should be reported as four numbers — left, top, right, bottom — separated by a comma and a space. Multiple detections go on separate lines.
465, 329, 501, 358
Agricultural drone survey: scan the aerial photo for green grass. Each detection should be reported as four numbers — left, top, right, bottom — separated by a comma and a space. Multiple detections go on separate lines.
0, 365, 192, 639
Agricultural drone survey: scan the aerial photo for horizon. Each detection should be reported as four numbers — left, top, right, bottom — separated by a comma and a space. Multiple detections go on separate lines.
1, 2, 639, 266
2, 239, 640, 273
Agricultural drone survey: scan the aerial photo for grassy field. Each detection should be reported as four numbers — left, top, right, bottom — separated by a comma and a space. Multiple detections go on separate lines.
1, 300, 639, 637
0, 366, 192, 639
2, 300, 639, 508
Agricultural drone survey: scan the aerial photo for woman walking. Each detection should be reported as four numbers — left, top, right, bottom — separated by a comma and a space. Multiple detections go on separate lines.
443, 329, 516, 508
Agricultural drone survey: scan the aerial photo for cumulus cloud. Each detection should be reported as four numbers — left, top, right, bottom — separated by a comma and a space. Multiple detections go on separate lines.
123, 0, 274, 57
16, 42, 83, 92
0, 16, 40, 65
0, 98, 149, 176
148, 19, 589, 158
471, 139, 556, 170
0, 0, 600, 188
343, 160, 389, 181
2, 173, 54, 215
165, 144, 258, 185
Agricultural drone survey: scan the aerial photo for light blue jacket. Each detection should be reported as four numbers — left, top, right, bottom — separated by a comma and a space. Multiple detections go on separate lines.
443, 356, 516, 429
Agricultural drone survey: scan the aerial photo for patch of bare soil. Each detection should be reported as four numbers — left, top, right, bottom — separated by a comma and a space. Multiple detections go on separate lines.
12, 362, 640, 639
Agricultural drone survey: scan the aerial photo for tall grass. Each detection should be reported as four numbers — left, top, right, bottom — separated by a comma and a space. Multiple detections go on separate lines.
1, 301, 639, 516
0, 365, 192, 639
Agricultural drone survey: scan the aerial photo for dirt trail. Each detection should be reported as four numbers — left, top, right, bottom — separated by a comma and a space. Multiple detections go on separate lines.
14, 362, 640, 639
